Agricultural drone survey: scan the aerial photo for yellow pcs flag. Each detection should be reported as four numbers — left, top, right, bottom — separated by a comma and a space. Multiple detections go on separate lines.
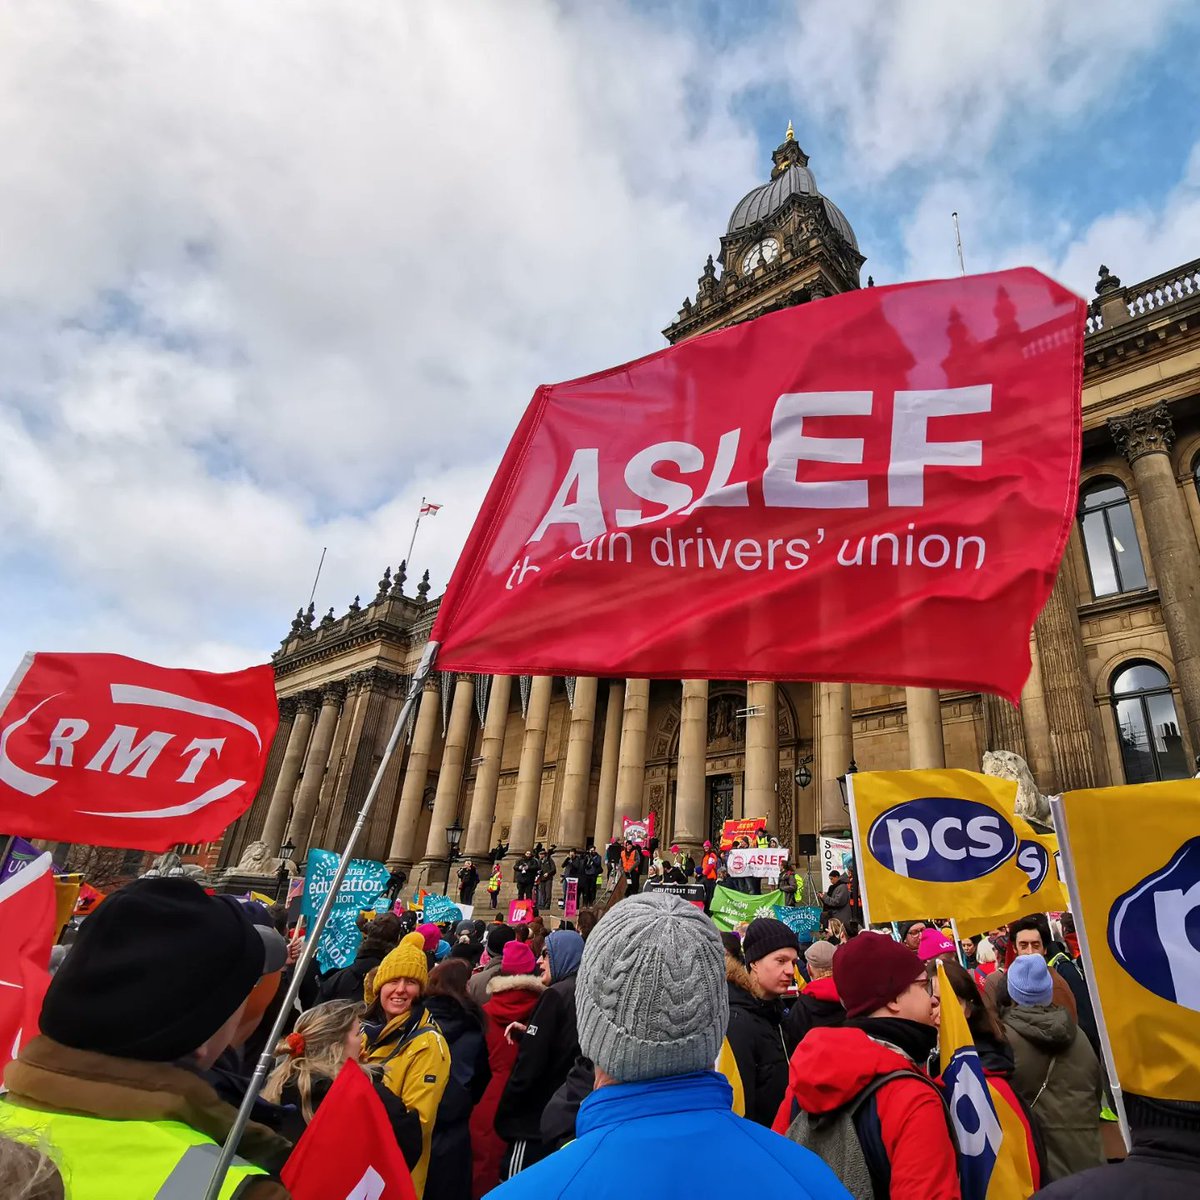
850, 770, 1029, 924
956, 817, 1069, 939
1057, 780, 1200, 1100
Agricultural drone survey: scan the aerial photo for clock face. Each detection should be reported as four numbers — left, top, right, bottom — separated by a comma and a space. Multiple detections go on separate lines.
742, 236, 780, 273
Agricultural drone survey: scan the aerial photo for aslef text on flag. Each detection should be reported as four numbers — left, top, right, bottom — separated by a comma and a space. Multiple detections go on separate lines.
0, 652, 279, 851
432, 268, 1084, 701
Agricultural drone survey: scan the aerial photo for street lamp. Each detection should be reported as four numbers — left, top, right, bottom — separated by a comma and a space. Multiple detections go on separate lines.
444, 820, 464, 896
793, 754, 813, 791
276, 838, 296, 902
836, 758, 859, 808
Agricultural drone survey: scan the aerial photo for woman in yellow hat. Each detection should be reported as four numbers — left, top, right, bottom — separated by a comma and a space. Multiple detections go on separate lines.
361, 932, 451, 1197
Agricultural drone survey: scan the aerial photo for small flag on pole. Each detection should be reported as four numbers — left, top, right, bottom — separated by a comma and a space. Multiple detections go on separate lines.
419, 501, 442, 516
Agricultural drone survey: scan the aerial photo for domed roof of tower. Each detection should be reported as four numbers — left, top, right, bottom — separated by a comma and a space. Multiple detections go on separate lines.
727, 123, 858, 251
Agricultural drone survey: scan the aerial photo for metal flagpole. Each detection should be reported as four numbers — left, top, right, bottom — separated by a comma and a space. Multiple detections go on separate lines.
844, 774, 872, 928
306, 546, 327, 608
952, 211, 967, 276
1048, 795, 1131, 1151
203, 640, 441, 1200
405, 498, 425, 569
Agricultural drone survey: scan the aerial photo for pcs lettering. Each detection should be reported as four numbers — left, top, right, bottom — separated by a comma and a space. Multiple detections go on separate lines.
868, 796, 1017, 882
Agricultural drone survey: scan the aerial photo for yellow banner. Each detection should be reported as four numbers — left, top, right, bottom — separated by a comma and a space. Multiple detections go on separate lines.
850, 770, 1029, 923
956, 816, 1069, 938
1059, 780, 1200, 1099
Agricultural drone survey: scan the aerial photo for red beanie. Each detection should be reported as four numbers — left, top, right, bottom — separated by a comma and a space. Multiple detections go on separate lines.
833, 934, 925, 1018
501, 940, 536, 976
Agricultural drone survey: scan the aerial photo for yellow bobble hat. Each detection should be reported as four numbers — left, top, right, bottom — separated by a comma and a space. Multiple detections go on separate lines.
365, 939, 428, 1006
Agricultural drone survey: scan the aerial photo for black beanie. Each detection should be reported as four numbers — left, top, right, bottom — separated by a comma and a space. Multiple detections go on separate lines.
41, 877, 264, 1062
742, 917, 800, 966
486, 923, 517, 957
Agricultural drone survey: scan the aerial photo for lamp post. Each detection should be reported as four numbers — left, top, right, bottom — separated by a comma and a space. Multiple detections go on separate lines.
793, 754, 813, 791
835, 758, 859, 808
444, 820, 464, 896
275, 838, 295, 903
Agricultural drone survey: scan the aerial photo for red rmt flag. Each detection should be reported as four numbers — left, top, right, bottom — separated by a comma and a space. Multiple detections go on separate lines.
0, 852, 55, 1074
281, 1061, 417, 1200
434, 268, 1084, 702
0, 653, 279, 850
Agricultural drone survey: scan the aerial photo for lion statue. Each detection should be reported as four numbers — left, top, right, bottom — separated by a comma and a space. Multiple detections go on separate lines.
981, 750, 1053, 827
235, 840, 275, 873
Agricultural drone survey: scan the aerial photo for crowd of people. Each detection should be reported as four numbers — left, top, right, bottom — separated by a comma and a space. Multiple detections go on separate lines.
1, 866, 1197, 1199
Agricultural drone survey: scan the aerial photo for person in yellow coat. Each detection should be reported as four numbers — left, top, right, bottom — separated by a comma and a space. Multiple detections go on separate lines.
361, 935, 451, 1198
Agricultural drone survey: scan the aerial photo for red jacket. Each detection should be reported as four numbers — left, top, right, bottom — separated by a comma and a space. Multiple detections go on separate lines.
773, 1025, 960, 1200
468, 974, 543, 1199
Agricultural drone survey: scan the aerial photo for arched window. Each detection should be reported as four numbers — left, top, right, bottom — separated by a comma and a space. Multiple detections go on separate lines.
1111, 661, 1189, 783
1079, 480, 1147, 597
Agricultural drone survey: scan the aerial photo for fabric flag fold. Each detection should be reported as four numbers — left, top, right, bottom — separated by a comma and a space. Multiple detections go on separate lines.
0, 851, 55, 1074
280, 1060, 416, 1200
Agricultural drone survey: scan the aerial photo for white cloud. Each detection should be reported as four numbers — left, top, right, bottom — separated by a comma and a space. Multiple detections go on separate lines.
0, 1, 1194, 676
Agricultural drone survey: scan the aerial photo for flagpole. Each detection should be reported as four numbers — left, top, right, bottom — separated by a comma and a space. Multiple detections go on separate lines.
203, 640, 441, 1200
1048, 795, 1131, 1151
844, 774, 872, 928
405, 497, 425, 569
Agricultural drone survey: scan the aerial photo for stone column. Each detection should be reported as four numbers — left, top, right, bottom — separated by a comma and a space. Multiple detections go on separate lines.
818, 682, 853, 832
419, 676, 475, 882
673, 679, 709, 850
260, 692, 317, 855
557, 677, 597, 848
386, 680, 442, 869
1110, 402, 1200, 750
508, 676, 553, 853
904, 688, 946, 769
463, 675, 513, 857
614, 679, 650, 830
981, 692, 1029, 760
1033, 527, 1110, 791
286, 681, 345, 854
593, 681, 624, 846
744, 681, 779, 831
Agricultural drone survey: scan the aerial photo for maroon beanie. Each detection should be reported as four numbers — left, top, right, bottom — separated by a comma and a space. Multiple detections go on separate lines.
833, 934, 925, 1018
501, 940, 536, 976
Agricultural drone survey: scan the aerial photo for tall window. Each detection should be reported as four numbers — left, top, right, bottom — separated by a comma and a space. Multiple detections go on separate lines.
1192, 453, 1200, 502
1112, 662, 1189, 783
1079, 480, 1147, 597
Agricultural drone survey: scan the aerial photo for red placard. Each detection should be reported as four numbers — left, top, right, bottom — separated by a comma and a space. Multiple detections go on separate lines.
0, 853, 55, 1075
433, 269, 1083, 702
0, 652, 278, 850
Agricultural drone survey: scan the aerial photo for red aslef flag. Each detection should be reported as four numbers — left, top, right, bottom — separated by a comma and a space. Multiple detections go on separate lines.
0, 852, 55, 1073
281, 1061, 417, 1200
433, 268, 1084, 702
0, 653, 278, 851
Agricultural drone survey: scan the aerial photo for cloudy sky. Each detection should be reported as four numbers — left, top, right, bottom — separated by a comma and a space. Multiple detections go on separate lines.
2, 0, 1198, 674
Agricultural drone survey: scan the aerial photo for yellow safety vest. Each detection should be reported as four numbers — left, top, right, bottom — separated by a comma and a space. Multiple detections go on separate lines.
0, 1098, 267, 1199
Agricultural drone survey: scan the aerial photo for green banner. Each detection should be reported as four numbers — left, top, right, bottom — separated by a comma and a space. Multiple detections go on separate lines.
710, 883, 784, 932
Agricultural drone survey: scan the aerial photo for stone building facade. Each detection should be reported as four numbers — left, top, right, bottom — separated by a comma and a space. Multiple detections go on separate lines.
219, 129, 1200, 890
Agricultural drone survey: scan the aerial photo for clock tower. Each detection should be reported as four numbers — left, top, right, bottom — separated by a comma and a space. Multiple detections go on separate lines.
663, 122, 865, 344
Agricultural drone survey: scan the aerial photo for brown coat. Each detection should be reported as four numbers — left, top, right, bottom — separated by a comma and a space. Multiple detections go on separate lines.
4, 1036, 291, 1199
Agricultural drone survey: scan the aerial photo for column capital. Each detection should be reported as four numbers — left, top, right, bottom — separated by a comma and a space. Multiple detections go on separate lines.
1109, 402, 1175, 464
319, 679, 348, 706
277, 694, 300, 719
348, 666, 405, 694
290, 689, 321, 715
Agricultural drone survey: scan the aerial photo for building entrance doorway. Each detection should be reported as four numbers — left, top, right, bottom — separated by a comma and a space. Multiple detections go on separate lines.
708, 774, 733, 846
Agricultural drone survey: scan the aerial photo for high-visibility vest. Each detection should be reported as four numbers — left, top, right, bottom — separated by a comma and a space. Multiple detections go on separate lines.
0, 1098, 268, 1199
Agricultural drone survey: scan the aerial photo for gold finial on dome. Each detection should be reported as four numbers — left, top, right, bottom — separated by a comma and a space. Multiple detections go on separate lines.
785, 119, 795, 142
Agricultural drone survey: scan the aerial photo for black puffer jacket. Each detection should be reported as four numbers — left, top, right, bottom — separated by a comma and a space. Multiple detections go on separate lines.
317, 946, 388, 1004
725, 954, 793, 1127
495, 973, 580, 1144
783, 975, 844, 1047
425, 994, 491, 1200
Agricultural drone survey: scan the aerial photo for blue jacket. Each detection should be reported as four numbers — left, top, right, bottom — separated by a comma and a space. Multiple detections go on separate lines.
484, 1070, 850, 1199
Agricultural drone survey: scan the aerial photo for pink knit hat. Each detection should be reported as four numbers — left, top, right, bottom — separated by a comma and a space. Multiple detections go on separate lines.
417, 923, 441, 952
917, 927, 957, 962
501, 940, 537, 976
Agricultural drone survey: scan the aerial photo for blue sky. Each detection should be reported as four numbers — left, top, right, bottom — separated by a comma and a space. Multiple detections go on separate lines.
0, 0, 1198, 676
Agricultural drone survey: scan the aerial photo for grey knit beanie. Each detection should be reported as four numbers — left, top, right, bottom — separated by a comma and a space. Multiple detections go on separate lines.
576, 892, 727, 1083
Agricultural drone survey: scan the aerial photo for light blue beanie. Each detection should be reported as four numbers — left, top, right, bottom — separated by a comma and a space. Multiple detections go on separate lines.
1008, 953, 1054, 1006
